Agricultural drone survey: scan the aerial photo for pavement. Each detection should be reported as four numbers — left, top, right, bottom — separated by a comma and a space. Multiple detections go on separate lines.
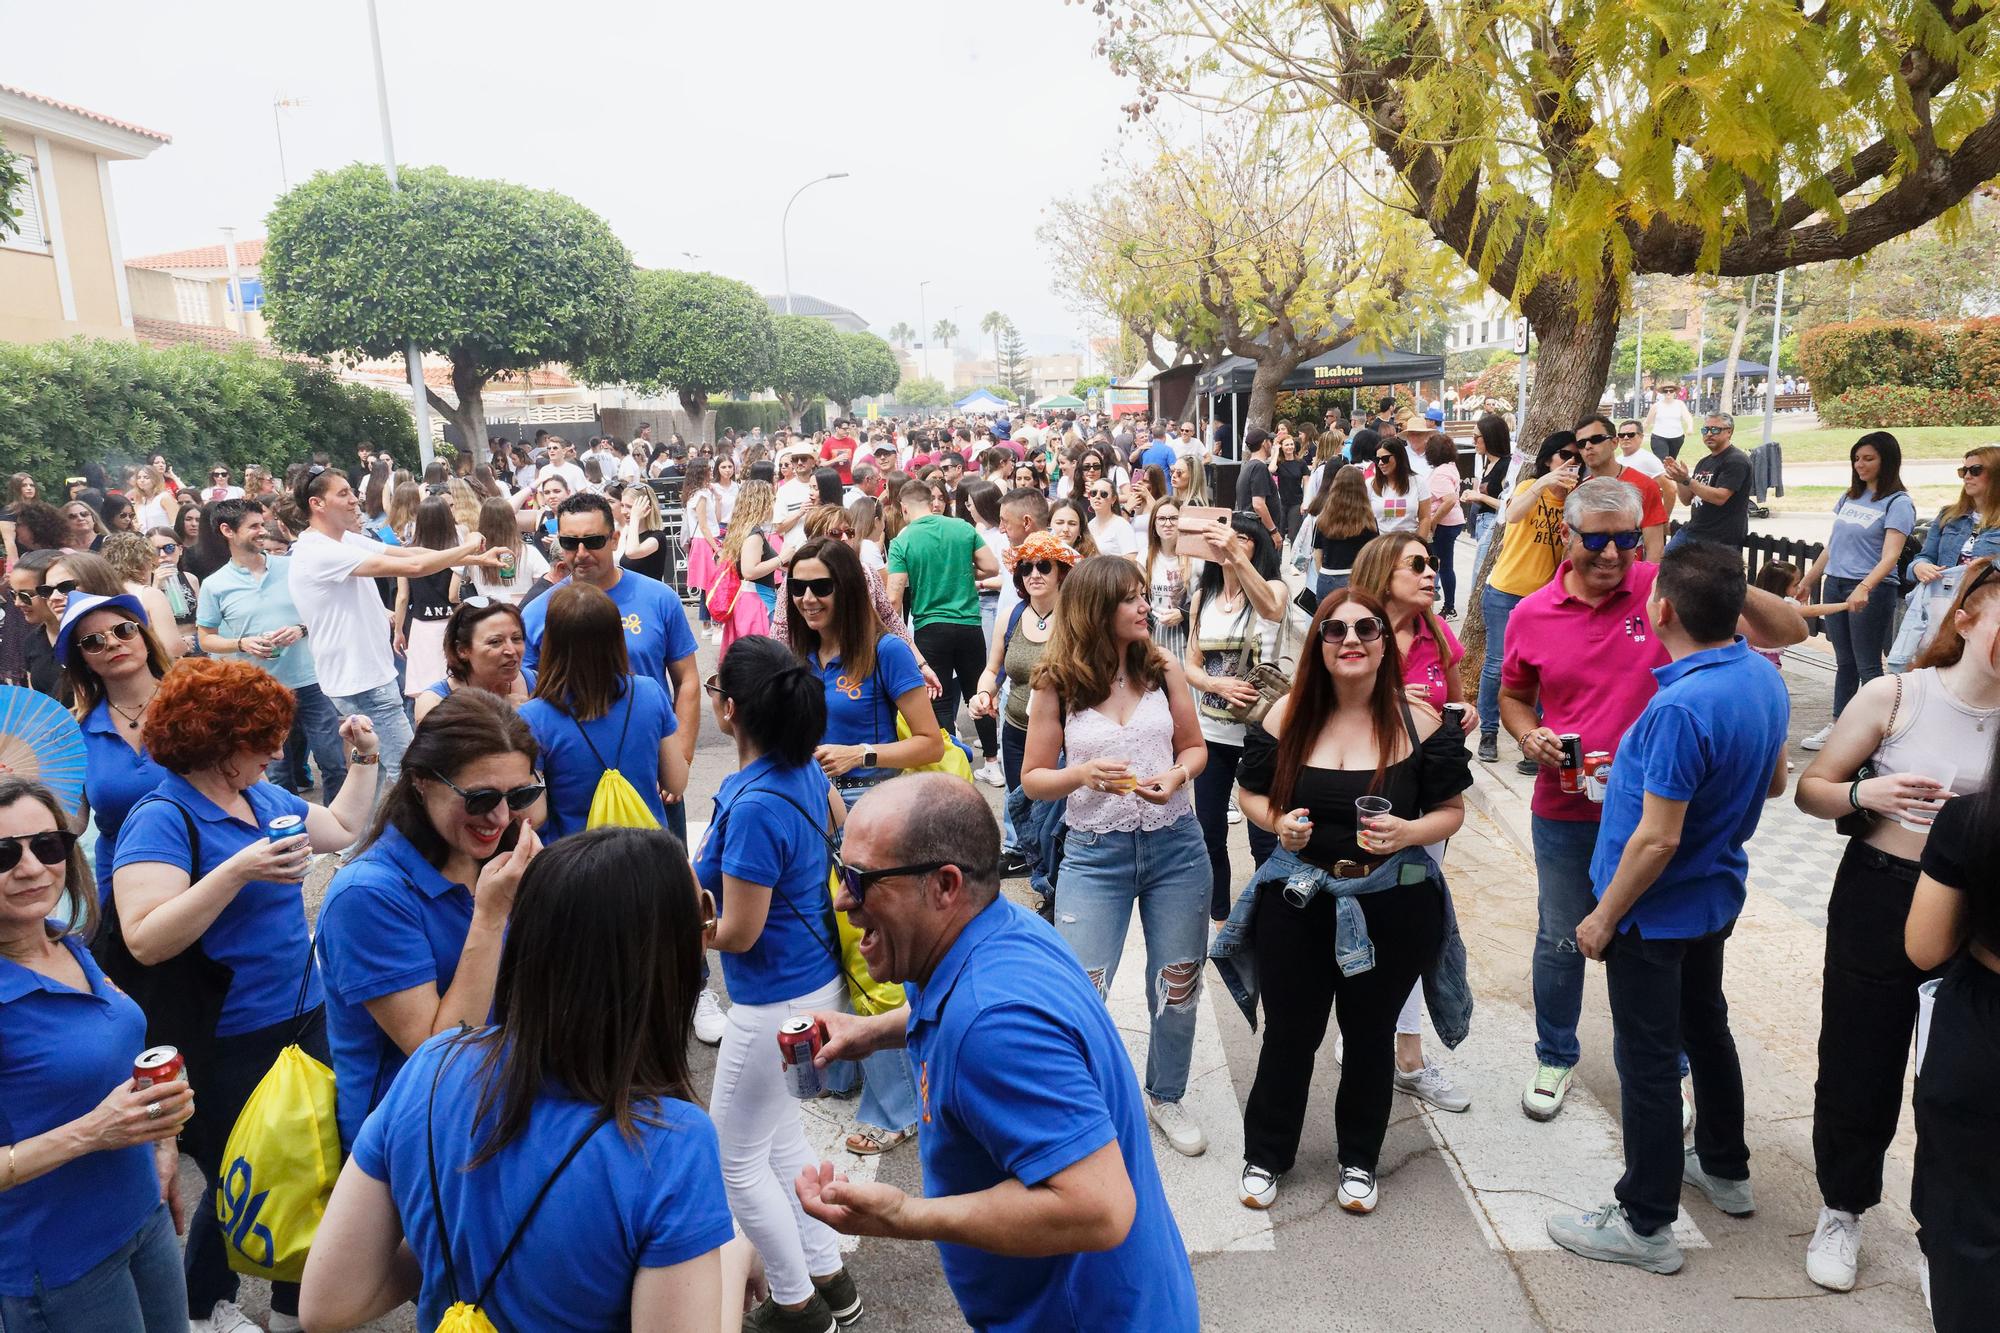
203, 622, 1931, 1333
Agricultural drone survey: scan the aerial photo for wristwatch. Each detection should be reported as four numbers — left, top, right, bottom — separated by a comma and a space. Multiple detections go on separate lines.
862, 747, 878, 769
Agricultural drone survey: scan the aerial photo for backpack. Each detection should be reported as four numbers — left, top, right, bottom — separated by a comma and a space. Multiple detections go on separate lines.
565, 689, 662, 830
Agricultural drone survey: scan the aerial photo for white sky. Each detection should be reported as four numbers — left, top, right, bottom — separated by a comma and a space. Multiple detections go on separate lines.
10, 0, 1136, 355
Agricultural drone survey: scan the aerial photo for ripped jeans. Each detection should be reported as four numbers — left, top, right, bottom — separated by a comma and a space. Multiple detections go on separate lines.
1054, 814, 1209, 1102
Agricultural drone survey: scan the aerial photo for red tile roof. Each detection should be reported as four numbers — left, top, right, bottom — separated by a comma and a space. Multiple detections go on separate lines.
132, 317, 275, 356
128, 239, 265, 271
0, 83, 172, 144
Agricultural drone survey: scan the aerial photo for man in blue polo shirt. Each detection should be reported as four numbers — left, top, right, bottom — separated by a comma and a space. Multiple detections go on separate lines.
1546, 540, 1790, 1275
795, 774, 1199, 1332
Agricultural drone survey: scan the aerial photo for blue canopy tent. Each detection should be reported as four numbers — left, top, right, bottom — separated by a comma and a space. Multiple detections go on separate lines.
1683, 359, 1772, 380
953, 389, 1012, 414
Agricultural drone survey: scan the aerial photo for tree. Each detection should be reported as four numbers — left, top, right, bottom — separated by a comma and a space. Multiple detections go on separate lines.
1041, 186, 1227, 376
886, 321, 916, 349
831, 331, 900, 417
997, 322, 1032, 401
1611, 333, 1698, 387
0, 134, 24, 239
264, 163, 633, 450
771, 316, 845, 428
578, 269, 773, 445
981, 310, 1011, 378
932, 319, 959, 349
896, 376, 953, 408
1073, 373, 1112, 397
1792, 200, 2000, 327
1102, 0, 2000, 442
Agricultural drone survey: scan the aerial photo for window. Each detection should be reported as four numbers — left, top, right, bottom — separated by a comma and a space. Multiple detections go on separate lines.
1, 154, 49, 252
1480, 320, 1490, 342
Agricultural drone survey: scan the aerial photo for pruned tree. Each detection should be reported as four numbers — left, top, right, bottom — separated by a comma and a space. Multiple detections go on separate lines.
0, 134, 25, 239
772, 316, 845, 428
578, 269, 774, 445
832, 331, 901, 417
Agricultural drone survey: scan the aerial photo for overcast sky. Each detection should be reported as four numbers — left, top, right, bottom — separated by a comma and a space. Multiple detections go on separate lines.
12, 0, 1135, 356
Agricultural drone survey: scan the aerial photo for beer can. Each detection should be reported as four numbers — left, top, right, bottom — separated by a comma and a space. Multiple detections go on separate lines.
1441, 703, 1466, 733
498, 549, 517, 580
777, 1017, 826, 1100
1583, 751, 1612, 804
265, 814, 306, 843
1557, 734, 1585, 794
133, 1045, 186, 1089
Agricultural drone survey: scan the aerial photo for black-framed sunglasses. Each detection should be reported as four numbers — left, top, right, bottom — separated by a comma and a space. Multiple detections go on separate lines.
1577, 529, 1644, 553
1319, 614, 1386, 644
1375, 454, 1396, 465
76, 621, 143, 655
423, 770, 546, 817
1958, 463, 1986, 479
1617, 430, 1642, 440
555, 533, 610, 552
0, 829, 78, 873
1402, 553, 1434, 574
1020, 559, 1059, 576
152, 540, 178, 555
1090, 489, 1113, 500
834, 859, 978, 906
788, 577, 837, 599
1699, 425, 1730, 436
1554, 449, 1581, 465
210, 471, 229, 479
1574, 431, 1611, 447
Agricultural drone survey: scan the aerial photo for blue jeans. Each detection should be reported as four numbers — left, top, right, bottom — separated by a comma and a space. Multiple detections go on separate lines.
1822, 575, 1899, 717
1531, 815, 1602, 1069
1471, 510, 1498, 578
328, 679, 415, 791
1193, 737, 1277, 921
1476, 585, 1526, 738
2, 1203, 186, 1332
1430, 522, 1465, 614
1054, 815, 1209, 1102
281, 681, 349, 801
857, 1046, 918, 1134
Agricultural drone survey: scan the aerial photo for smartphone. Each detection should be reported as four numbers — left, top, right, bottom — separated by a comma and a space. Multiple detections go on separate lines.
1175, 505, 1233, 558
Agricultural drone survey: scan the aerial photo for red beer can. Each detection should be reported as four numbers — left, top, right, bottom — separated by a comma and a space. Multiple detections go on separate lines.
777, 1018, 826, 1100
1557, 734, 1585, 794
133, 1045, 186, 1089
1583, 751, 1612, 803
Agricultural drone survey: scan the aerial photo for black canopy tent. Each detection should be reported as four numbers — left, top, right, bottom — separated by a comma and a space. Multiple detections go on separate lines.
1195, 337, 1447, 464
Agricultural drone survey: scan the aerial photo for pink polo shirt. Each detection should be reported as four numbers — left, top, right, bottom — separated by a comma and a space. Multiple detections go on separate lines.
1501, 559, 1670, 821
1402, 614, 1464, 708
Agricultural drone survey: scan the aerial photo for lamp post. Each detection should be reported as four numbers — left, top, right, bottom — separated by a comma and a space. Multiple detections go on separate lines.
362, 0, 435, 468
918, 279, 931, 381
781, 172, 849, 316
272, 96, 305, 190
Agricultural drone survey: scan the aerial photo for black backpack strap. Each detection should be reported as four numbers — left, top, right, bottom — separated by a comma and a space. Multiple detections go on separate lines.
565, 686, 635, 774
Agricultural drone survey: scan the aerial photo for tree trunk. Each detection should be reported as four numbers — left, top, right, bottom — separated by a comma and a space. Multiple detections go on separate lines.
1245, 356, 1296, 433
835, 396, 855, 419
681, 388, 711, 446
423, 354, 490, 466
1721, 276, 1757, 416
782, 393, 804, 431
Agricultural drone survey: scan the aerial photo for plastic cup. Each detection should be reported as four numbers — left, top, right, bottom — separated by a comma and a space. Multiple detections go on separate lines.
1355, 795, 1392, 849
1898, 763, 1956, 833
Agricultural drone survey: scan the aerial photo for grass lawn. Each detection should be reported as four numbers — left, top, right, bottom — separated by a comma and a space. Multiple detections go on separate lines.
1762, 483, 1960, 514
1737, 418, 1997, 463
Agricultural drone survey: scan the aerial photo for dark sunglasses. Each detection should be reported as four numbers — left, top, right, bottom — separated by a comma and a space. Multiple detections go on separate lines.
1573, 432, 1611, 447
76, 621, 143, 655
1617, 430, 1641, 440
1577, 529, 1644, 553
0, 829, 78, 873
835, 859, 977, 907
1402, 554, 1434, 574
1319, 614, 1386, 644
1699, 425, 1729, 436
1375, 454, 1395, 465
555, 533, 610, 551
152, 541, 178, 554
1020, 559, 1060, 576
1959, 463, 1986, 479
789, 577, 838, 599
424, 770, 545, 817
1082, 462, 1103, 471
1090, 489, 1113, 500
210, 471, 229, 479
1554, 449, 1581, 465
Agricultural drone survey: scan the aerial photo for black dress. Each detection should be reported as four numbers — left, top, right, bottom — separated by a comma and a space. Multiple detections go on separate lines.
621, 529, 669, 582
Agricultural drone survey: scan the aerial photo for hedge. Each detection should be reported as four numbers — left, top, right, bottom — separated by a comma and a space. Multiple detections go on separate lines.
0, 337, 418, 485
1797, 320, 1956, 397
1817, 384, 2000, 428
708, 399, 824, 436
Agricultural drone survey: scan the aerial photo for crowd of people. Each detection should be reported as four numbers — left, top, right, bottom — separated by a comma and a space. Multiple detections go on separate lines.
0, 401, 1995, 1332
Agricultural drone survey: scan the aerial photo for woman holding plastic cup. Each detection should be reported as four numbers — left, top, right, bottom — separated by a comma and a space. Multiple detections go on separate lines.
1792, 557, 2000, 1293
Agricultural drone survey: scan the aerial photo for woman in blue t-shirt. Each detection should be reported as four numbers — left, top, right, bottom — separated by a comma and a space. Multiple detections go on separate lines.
1798, 432, 1919, 746
518, 584, 687, 839
303, 828, 748, 1333
694, 635, 865, 1330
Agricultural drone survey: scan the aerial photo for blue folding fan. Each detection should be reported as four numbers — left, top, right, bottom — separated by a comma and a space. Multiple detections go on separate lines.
0, 686, 88, 816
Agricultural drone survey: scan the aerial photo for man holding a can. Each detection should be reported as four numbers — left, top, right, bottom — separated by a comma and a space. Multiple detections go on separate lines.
794, 774, 1199, 1332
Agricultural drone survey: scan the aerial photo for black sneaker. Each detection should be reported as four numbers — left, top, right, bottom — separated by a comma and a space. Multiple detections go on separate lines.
999, 848, 1032, 878
743, 1292, 836, 1333
813, 1269, 863, 1327
1477, 732, 1499, 763
1515, 757, 1539, 776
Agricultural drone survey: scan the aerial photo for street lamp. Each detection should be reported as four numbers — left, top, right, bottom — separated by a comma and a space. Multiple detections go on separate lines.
362, 0, 435, 468
781, 172, 849, 316
919, 279, 932, 380
272, 96, 305, 190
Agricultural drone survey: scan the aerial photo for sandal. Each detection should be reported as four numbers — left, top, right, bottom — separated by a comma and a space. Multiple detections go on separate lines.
845, 1127, 911, 1155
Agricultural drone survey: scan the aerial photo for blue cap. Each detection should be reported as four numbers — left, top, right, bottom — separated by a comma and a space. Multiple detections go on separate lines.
1425, 406, 1445, 423
54, 591, 149, 667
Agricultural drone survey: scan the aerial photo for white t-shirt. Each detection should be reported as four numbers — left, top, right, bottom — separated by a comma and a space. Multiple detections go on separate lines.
544, 462, 588, 493
775, 477, 815, 529
288, 529, 396, 696
1649, 399, 1691, 440
1090, 515, 1139, 558
1619, 447, 1666, 479
469, 542, 550, 603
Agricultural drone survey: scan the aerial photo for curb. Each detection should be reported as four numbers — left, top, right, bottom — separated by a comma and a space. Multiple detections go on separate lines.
1463, 759, 1537, 863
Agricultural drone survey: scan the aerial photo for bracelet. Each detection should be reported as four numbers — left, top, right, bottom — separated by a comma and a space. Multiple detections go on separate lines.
5, 1142, 14, 1190
350, 749, 381, 765
1848, 778, 1863, 812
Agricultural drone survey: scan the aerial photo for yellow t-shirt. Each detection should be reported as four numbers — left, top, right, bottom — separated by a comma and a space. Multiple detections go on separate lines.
1487, 478, 1567, 598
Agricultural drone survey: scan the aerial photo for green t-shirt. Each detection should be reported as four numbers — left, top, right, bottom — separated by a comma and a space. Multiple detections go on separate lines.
888, 513, 983, 628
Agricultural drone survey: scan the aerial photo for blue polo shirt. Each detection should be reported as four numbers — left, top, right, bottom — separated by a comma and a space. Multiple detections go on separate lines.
520, 676, 677, 840
195, 555, 319, 691
815, 634, 924, 785
0, 932, 160, 1296
692, 754, 840, 1005
317, 825, 476, 1150
112, 773, 323, 1036
79, 700, 168, 904
1589, 639, 1789, 938
520, 569, 697, 697
904, 896, 1199, 1331
352, 1031, 733, 1333
1135, 441, 1177, 479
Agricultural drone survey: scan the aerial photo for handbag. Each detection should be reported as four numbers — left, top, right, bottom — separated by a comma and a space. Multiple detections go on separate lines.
705, 562, 745, 619
1226, 602, 1303, 727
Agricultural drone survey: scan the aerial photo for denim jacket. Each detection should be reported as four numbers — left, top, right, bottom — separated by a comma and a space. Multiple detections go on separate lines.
1915, 509, 2000, 574
1208, 845, 1472, 1048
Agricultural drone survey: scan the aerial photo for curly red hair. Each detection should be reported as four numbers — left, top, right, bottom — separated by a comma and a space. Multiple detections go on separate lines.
143, 658, 296, 774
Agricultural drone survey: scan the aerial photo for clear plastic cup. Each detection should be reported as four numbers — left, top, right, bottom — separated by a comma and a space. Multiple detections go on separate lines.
1355, 795, 1392, 850
1898, 763, 1956, 833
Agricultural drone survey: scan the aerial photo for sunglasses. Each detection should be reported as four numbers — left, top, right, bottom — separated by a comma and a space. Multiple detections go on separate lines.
1959, 463, 1986, 479
1554, 449, 1581, 465
1576, 529, 1644, 553
789, 577, 837, 599
1699, 425, 1729, 435
1375, 454, 1395, 465
152, 541, 178, 554
0, 829, 78, 873
1090, 489, 1113, 500
1574, 432, 1611, 447
1082, 462, 1103, 472
1617, 430, 1641, 440
1319, 614, 1387, 644
1401, 553, 1434, 574
1020, 559, 1059, 576
76, 621, 143, 655
555, 533, 610, 551
210, 471, 229, 479
424, 770, 546, 817
835, 859, 978, 906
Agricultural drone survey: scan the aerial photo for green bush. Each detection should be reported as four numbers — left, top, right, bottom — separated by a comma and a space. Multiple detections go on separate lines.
1797, 320, 1951, 396
1816, 384, 2000, 428
0, 337, 417, 484
709, 400, 791, 436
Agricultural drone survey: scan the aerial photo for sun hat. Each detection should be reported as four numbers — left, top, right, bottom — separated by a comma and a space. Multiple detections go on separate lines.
54, 591, 150, 667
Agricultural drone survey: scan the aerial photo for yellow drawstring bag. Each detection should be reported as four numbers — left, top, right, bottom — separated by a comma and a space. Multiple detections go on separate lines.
894, 710, 975, 781
570, 692, 663, 830
829, 861, 906, 1016
216, 1044, 340, 1283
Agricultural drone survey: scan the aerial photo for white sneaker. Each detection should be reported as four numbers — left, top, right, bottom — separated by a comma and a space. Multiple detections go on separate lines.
1333, 1033, 1343, 1066
1226, 795, 1243, 825
693, 989, 726, 1046
1800, 723, 1834, 751
1681, 1077, 1695, 1136
974, 760, 1004, 788
1395, 1060, 1472, 1112
1148, 1098, 1208, 1156
1338, 1166, 1378, 1214
268, 1316, 303, 1333
190, 1300, 262, 1333
1522, 1063, 1574, 1121
1241, 1163, 1278, 1209
1806, 1206, 1861, 1292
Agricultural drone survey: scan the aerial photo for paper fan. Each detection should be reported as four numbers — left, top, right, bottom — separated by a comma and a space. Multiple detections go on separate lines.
0, 686, 88, 815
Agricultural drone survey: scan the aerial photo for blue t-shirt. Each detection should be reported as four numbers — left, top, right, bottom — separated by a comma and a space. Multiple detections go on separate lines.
0, 933, 159, 1297
904, 897, 1199, 1332
692, 754, 841, 1005
424, 666, 536, 702
520, 569, 697, 698
1135, 441, 1177, 479
1826, 488, 1918, 581
520, 676, 677, 840
316, 825, 477, 1150
195, 555, 320, 692
111, 773, 323, 1036
1589, 639, 1789, 939
815, 633, 924, 785
80, 699, 169, 903
352, 1032, 733, 1333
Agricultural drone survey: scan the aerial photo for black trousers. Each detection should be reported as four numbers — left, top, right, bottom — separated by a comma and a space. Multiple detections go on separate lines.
1913, 956, 2000, 1331
915, 621, 996, 760
1243, 882, 1441, 1175
1605, 923, 1747, 1236
1813, 841, 1941, 1214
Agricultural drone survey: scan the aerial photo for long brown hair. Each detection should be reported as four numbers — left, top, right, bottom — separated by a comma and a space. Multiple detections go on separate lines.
1369, 438, 1412, 496
533, 584, 631, 721
0, 776, 96, 944
783, 537, 882, 681
1942, 446, 2000, 529
1913, 557, 2000, 671
719, 480, 774, 568
1350, 532, 1447, 683
1032, 554, 1168, 711
358, 688, 538, 865
1314, 465, 1376, 540
1267, 588, 1408, 808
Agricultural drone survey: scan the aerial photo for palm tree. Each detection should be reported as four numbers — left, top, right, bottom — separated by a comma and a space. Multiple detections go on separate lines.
932, 319, 959, 349
887, 321, 915, 349
980, 310, 1010, 382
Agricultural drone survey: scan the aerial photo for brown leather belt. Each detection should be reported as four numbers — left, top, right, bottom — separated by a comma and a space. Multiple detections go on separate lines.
1329, 857, 1386, 879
